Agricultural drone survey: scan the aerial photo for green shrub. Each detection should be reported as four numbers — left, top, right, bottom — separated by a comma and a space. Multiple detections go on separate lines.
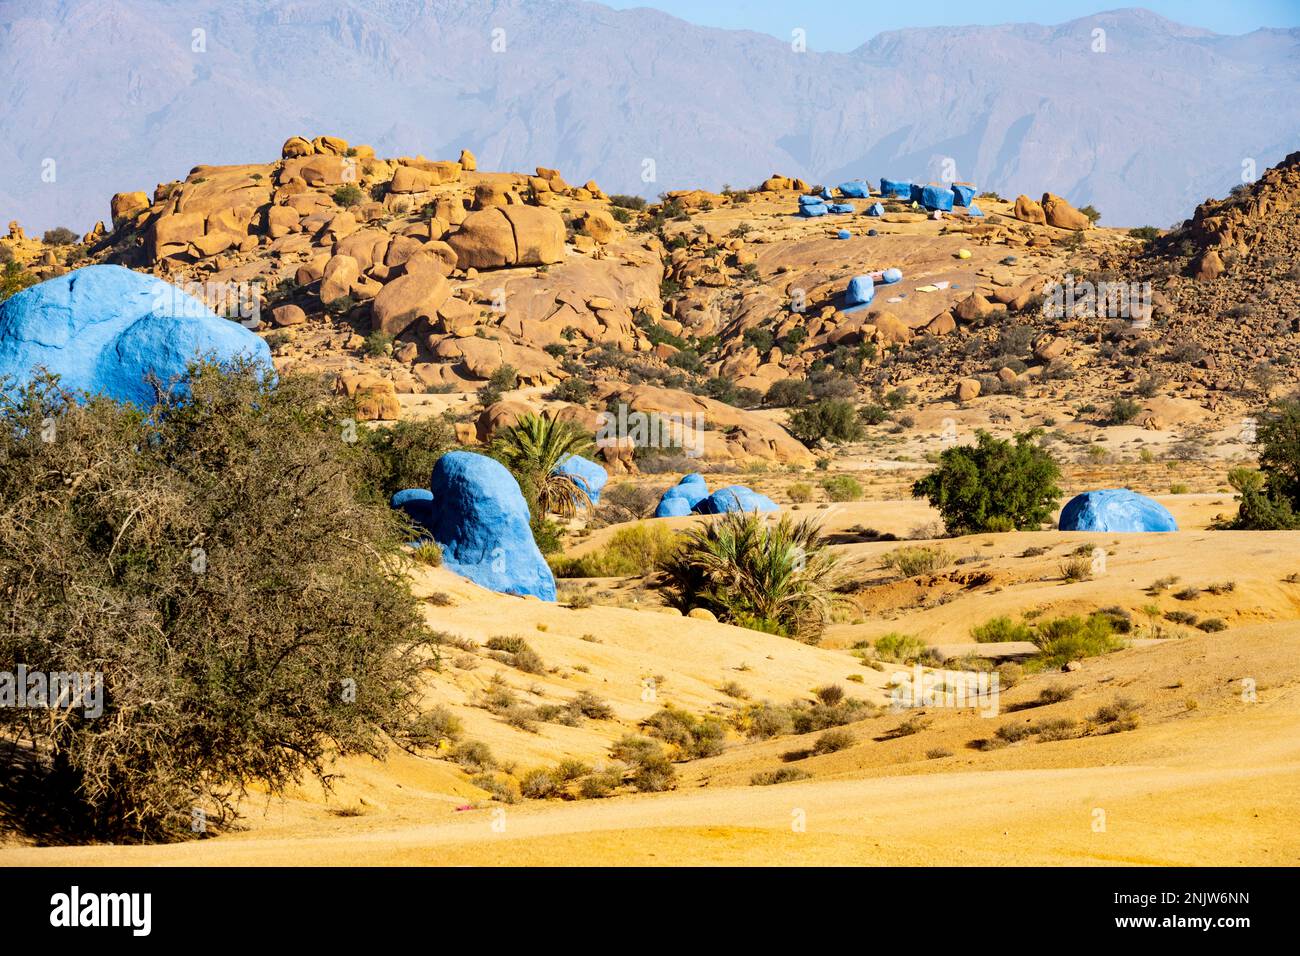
363, 330, 393, 356
812, 728, 854, 754
820, 474, 863, 501
787, 481, 814, 503
738, 702, 795, 739
1106, 397, 1141, 425
412, 541, 443, 566
549, 522, 681, 577
451, 740, 495, 772
1031, 614, 1123, 668
0, 364, 438, 840
971, 615, 1033, 643
641, 706, 727, 759
786, 399, 866, 446
911, 430, 1062, 535
751, 767, 810, 786
485, 635, 545, 674
356, 416, 455, 501
1224, 401, 1300, 529
881, 545, 951, 577
332, 184, 365, 207
658, 511, 843, 642
519, 768, 560, 799
872, 632, 930, 664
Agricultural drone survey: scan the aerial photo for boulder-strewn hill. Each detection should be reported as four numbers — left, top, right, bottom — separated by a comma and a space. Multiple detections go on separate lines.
2, 2, 1298, 232
6, 132, 1295, 468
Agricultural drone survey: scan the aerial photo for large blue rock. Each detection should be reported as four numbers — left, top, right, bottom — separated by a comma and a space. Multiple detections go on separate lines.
554, 453, 607, 506
827, 202, 855, 214
1058, 489, 1178, 533
428, 451, 557, 600
798, 198, 828, 217
952, 183, 977, 206
920, 184, 955, 212
967, 202, 984, 217
909, 183, 927, 205
865, 202, 885, 217
845, 274, 875, 307
880, 179, 912, 200
654, 495, 694, 518
0, 264, 271, 406
881, 267, 903, 284
656, 473, 709, 517
697, 485, 779, 515
391, 488, 435, 540
838, 180, 871, 198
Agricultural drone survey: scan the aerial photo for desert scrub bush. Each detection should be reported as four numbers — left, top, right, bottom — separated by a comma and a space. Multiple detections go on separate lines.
1205, 580, 1236, 595
812, 728, 854, 754
1034, 685, 1076, 705
1105, 397, 1141, 425
363, 329, 394, 356
911, 430, 1062, 535
787, 481, 814, 503
658, 511, 843, 643
471, 772, 521, 803
718, 680, 750, 699
609, 735, 676, 791
450, 740, 496, 773
518, 768, 560, 799
786, 398, 866, 446
1196, 617, 1227, 632
592, 482, 660, 523
484, 636, 545, 674
578, 768, 624, 799
404, 706, 462, 748
970, 615, 1033, 643
549, 522, 681, 577
1032, 717, 1081, 742
332, 183, 365, 207
641, 706, 727, 759
871, 632, 931, 664
751, 766, 811, 786
789, 695, 870, 734
1030, 614, 1122, 669
996, 662, 1024, 689
736, 701, 796, 740
411, 540, 443, 567
354, 416, 455, 501
819, 474, 863, 501
926, 747, 954, 759
881, 545, 951, 577
1059, 555, 1094, 582
0, 363, 438, 842
1091, 696, 1141, 732
1172, 586, 1200, 601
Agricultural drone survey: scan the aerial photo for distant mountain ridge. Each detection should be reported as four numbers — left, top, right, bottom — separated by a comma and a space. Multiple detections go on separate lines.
1, 1, 1297, 231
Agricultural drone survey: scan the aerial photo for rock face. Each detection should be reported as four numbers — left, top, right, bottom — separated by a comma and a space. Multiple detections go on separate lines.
1013, 195, 1047, 225
554, 453, 607, 505
1058, 488, 1178, 532
427, 451, 557, 601
447, 206, 565, 270
335, 371, 400, 421
0, 265, 270, 406
697, 485, 779, 515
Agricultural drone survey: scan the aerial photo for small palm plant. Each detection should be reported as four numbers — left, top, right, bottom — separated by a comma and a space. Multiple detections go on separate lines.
658, 511, 843, 643
490, 413, 595, 518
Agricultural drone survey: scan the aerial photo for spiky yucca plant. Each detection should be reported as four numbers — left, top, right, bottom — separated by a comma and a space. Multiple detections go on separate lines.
658, 511, 843, 643
490, 413, 596, 518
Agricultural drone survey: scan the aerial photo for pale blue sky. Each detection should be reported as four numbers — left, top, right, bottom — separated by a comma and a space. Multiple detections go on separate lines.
603, 1, 1300, 51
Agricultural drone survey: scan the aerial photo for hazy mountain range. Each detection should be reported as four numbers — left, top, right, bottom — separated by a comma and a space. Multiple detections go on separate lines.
2, 1, 1297, 232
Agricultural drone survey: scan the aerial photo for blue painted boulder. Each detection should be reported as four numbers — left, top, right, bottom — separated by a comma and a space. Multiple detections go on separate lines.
920, 184, 955, 212
909, 183, 926, 205
838, 181, 870, 198
845, 274, 875, 307
554, 454, 607, 506
656, 473, 709, 517
1058, 489, 1178, 533
798, 195, 828, 217
865, 202, 885, 217
881, 267, 903, 285
880, 179, 912, 200
0, 264, 272, 406
654, 495, 694, 518
391, 488, 435, 539
967, 202, 984, 217
952, 183, 977, 206
427, 451, 557, 600
697, 485, 779, 515
836, 229, 851, 240
827, 202, 855, 214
